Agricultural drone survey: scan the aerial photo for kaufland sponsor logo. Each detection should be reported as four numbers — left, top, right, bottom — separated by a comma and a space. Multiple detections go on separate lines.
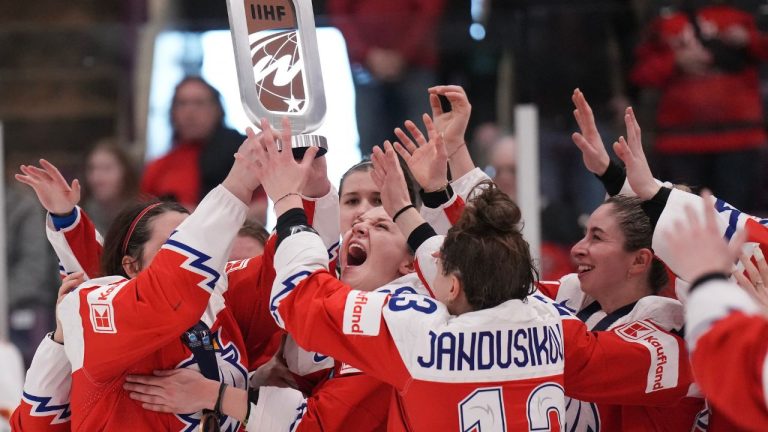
615, 321, 679, 393
342, 290, 386, 336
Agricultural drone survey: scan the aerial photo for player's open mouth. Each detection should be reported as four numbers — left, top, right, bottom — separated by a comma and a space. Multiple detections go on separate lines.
577, 265, 594, 274
347, 242, 368, 267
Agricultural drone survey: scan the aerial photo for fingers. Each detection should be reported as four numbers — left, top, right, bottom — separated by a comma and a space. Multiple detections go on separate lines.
71, 179, 81, 196
59, 272, 84, 297
613, 138, 631, 165
754, 247, 768, 281
571, 132, 592, 154
39, 159, 69, 187
299, 146, 320, 169
139, 403, 174, 413
152, 369, 183, 377
394, 127, 419, 154
429, 93, 443, 117
393, 142, 412, 163
125, 375, 165, 386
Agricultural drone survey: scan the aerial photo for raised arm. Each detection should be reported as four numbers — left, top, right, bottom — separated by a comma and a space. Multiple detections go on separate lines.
56, 132, 260, 381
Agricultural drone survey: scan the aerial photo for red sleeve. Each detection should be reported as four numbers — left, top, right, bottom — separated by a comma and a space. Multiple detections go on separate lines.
62, 247, 217, 381
10, 404, 70, 432
691, 312, 768, 429
276, 270, 411, 390
59, 186, 246, 381
10, 337, 72, 432
563, 318, 693, 406
535, 281, 561, 300
60, 211, 102, 279
630, 21, 678, 88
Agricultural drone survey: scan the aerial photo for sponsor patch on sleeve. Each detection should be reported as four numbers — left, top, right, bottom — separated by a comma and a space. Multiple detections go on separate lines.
615, 320, 680, 393
86, 281, 126, 334
342, 290, 388, 336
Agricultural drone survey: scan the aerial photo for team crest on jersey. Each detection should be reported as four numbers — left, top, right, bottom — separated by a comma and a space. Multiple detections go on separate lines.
225, 258, 251, 273
89, 303, 116, 333
176, 331, 248, 432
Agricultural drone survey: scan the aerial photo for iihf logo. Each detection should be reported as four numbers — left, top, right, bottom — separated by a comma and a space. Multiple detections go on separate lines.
249, 30, 307, 114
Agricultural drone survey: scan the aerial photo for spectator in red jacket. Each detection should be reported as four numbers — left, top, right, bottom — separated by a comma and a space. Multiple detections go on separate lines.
141, 76, 267, 218
631, 0, 768, 212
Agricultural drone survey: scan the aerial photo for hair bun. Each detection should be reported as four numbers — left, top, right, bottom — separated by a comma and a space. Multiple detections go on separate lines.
456, 181, 522, 236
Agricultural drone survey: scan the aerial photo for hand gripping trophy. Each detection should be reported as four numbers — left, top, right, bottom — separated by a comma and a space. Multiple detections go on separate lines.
226, 0, 327, 157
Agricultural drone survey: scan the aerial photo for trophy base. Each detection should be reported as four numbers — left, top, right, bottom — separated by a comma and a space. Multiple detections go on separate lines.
290, 134, 328, 159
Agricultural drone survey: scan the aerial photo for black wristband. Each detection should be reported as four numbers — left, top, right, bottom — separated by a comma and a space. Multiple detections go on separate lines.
419, 184, 454, 209
407, 222, 438, 253
689, 272, 729, 293
596, 159, 626, 197
276, 207, 309, 248
214, 382, 228, 416
640, 187, 671, 230
393, 204, 415, 223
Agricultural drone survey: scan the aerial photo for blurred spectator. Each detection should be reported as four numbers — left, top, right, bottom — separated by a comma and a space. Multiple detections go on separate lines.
528, 2, 637, 217
485, 135, 580, 280
631, 0, 768, 212
229, 220, 270, 261
82, 139, 139, 234
141, 76, 267, 218
329, 0, 445, 156
5, 180, 58, 367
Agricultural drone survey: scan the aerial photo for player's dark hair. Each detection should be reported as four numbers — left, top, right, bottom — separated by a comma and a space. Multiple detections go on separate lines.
101, 200, 189, 278
604, 195, 669, 294
440, 181, 538, 310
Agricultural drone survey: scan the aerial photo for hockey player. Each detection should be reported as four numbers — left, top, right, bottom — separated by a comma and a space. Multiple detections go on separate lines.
661, 192, 768, 431
257, 109, 694, 430
11, 131, 300, 431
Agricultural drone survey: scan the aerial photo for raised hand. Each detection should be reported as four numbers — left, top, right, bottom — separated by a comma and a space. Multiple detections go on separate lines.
370, 142, 412, 218
428, 85, 471, 157
613, 107, 659, 200
253, 117, 319, 214
663, 192, 744, 282
393, 113, 448, 192
125, 368, 218, 414
733, 249, 768, 310
571, 89, 610, 175
15, 159, 81, 215
53, 271, 84, 344
222, 128, 264, 204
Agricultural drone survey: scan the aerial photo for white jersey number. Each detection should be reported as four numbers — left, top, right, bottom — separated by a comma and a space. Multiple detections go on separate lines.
458, 384, 564, 432
459, 387, 507, 432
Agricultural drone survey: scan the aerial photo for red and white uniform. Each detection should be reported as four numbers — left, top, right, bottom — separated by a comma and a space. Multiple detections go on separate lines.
250, 272, 433, 432
10, 336, 71, 431
56, 185, 249, 431
643, 186, 768, 431
538, 275, 702, 431
686, 278, 768, 431
270, 229, 694, 431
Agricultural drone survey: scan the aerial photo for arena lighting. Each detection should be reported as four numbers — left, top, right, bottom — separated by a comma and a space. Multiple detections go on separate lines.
147, 28, 360, 228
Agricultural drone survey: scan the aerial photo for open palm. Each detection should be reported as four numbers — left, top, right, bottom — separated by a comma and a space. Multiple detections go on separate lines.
15, 159, 80, 215
393, 114, 448, 192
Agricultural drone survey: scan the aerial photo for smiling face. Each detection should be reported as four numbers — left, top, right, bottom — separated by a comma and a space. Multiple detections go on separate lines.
340, 207, 412, 292
570, 203, 638, 298
339, 170, 382, 235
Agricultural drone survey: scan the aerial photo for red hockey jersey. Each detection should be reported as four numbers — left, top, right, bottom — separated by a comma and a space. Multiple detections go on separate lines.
56, 185, 249, 431
271, 230, 694, 431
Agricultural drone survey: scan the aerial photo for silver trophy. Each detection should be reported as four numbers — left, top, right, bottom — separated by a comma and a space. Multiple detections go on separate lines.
226, 0, 327, 157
